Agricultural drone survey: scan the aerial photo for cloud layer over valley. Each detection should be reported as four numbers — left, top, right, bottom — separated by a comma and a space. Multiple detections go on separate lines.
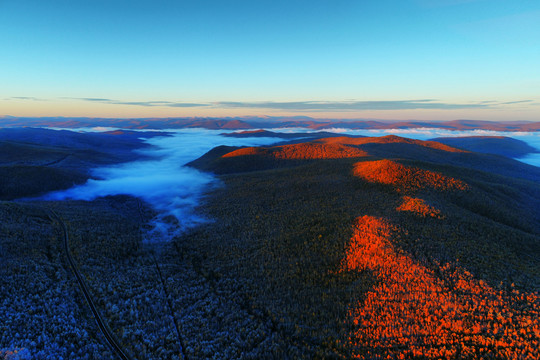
43, 129, 285, 241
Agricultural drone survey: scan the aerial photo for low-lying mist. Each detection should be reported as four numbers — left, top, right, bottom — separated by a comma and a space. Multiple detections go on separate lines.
43, 129, 284, 241
42, 127, 540, 242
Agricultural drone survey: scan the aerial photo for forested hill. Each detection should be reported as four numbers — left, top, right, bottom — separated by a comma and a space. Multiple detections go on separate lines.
0, 128, 160, 200
185, 134, 540, 358
190, 134, 540, 182
2, 116, 539, 131
432, 136, 539, 158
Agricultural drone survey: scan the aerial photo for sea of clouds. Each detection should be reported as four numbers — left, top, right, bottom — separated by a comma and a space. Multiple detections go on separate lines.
42, 127, 540, 241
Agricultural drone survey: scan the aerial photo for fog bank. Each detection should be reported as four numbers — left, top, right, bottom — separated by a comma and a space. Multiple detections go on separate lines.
43, 129, 284, 241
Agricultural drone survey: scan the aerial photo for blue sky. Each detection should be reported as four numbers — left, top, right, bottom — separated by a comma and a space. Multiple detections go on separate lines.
1, 0, 539, 120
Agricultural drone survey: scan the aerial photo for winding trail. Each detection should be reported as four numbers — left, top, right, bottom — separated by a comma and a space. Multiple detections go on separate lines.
42, 154, 71, 167
137, 199, 187, 360
151, 254, 188, 360
49, 210, 133, 360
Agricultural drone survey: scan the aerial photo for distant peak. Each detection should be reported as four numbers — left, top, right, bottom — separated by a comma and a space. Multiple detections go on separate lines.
223, 142, 369, 160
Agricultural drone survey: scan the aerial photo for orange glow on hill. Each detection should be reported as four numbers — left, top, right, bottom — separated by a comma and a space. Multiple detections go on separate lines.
222, 142, 369, 159
318, 135, 467, 153
221, 147, 267, 157
397, 196, 444, 218
341, 215, 540, 359
353, 159, 469, 192
221, 135, 465, 162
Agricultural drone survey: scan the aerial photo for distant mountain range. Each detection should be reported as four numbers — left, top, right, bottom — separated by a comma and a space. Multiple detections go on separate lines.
1, 116, 539, 131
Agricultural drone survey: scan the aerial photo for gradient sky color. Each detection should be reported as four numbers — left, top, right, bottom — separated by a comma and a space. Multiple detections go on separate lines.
1, 0, 539, 120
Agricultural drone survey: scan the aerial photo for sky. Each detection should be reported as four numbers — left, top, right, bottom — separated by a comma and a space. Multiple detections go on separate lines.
1, 0, 539, 120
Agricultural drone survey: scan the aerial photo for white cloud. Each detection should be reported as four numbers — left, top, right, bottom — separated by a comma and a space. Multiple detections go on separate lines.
43, 129, 283, 241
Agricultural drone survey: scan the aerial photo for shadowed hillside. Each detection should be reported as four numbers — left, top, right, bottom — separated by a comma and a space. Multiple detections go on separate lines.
0, 128, 156, 200
0, 165, 88, 200
0, 128, 160, 156
432, 136, 539, 158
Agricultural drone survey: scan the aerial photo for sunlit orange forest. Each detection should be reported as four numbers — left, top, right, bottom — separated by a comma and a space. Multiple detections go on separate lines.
342, 216, 538, 358
189, 135, 540, 358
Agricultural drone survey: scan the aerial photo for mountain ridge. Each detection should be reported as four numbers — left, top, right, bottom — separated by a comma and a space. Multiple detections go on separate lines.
2, 116, 539, 131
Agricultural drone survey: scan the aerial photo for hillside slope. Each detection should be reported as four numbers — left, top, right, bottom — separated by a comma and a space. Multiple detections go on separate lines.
432, 136, 539, 158
183, 134, 540, 358
0, 128, 155, 200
